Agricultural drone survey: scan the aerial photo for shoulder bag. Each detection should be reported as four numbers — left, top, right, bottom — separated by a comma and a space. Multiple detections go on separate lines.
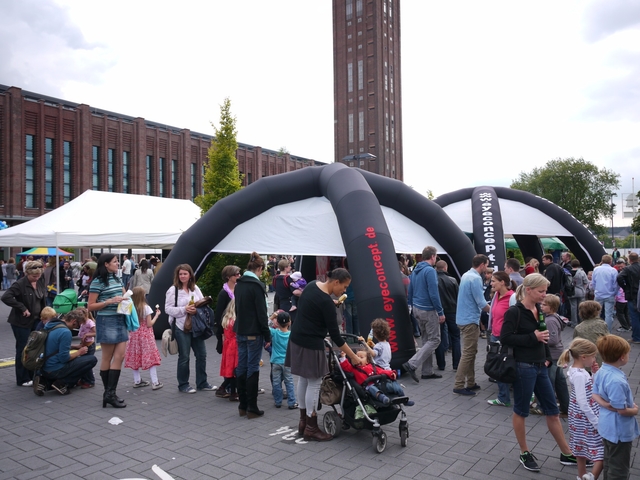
484, 307, 520, 383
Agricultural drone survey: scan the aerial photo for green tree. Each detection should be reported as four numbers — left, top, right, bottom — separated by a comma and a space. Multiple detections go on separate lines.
194, 97, 243, 214
631, 190, 640, 236
193, 98, 247, 298
511, 157, 620, 235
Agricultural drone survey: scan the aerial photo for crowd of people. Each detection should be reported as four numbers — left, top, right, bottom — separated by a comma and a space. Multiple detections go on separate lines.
3, 247, 639, 477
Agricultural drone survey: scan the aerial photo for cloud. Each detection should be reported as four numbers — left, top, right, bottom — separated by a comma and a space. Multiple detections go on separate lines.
582, 0, 640, 42
0, 0, 113, 96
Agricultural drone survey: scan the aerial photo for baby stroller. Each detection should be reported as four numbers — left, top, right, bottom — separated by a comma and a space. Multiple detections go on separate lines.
321, 334, 409, 453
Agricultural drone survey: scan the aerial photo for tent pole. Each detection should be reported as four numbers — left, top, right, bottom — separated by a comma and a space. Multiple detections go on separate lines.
55, 234, 61, 295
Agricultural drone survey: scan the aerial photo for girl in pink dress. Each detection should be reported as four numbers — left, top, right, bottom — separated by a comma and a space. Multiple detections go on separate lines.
124, 287, 163, 389
219, 300, 238, 401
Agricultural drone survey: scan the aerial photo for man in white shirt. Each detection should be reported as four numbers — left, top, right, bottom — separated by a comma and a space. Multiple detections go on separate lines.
121, 255, 132, 289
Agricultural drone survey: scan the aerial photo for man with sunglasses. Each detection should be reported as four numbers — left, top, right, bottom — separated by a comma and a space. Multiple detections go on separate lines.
35, 314, 97, 396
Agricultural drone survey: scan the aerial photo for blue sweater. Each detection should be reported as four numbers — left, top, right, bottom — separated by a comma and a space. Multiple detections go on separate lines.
408, 261, 443, 316
43, 320, 72, 373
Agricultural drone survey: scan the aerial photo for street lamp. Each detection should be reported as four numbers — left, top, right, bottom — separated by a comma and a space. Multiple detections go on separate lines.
610, 192, 617, 248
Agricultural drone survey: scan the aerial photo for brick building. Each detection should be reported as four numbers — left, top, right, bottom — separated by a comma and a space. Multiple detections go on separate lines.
333, 0, 403, 181
0, 85, 324, 229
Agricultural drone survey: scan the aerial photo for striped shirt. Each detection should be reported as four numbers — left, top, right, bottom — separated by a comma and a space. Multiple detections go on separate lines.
89, 275, 123, 315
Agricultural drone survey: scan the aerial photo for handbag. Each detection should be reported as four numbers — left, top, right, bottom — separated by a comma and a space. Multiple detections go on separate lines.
484, 341, 517, 383
124, 304, 139, 332
319, 374, 342, 405
483, 307, 521, 384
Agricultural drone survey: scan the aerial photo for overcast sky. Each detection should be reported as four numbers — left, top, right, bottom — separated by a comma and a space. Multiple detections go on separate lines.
1, 0, 639, 225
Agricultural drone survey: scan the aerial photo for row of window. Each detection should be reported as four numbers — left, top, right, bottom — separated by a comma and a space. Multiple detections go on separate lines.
347, 112, 395, 144
346, 0, 392, 21
25, 135, 204, 209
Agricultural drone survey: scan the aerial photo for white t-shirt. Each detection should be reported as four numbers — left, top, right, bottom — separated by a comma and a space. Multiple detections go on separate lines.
122, 259, 132, 275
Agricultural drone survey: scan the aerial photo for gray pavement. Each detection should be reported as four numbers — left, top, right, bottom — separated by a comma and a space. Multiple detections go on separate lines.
0, 296, 638, 480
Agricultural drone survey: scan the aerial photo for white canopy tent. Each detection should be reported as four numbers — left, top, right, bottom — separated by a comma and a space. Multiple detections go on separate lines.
0, 190, 201, 249
211, 196, 445, 256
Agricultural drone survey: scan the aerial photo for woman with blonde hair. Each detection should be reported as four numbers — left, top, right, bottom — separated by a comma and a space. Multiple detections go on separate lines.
501, 273, 577, 473
2, 260, 47, 387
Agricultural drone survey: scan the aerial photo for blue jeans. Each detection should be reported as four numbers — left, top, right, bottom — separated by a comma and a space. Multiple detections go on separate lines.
513, 362, 559, 417
236, 334, 263, 378
44, 355, 97, 387
629, 301, 640, 342
174, 327, 208, 391
435, 313, 460, 370
548, 363, 569, 413
596, 296, 615, 331
121, 274, 130, 289
344, 301, 359, 336
271, 363, 296, 407
490, 335, 511, 405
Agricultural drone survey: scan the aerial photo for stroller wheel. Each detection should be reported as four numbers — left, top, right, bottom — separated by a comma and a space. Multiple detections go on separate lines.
400, 427, 408, 447
373, 431, 387, 453
323, 411, 342, 438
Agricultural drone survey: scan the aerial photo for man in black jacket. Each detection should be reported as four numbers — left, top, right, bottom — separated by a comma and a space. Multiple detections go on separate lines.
435, 261, 460, 371
542, 255, 564, 295
618, 252, 640, 343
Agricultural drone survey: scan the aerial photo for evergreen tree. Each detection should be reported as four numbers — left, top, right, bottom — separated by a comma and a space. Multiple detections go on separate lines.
194, 98, 247, 297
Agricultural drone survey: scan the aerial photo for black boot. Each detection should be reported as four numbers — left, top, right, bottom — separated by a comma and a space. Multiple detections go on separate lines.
103, 369, 126, 408
100, 369, 124, 405
236, 374, 247, 416
246, 372, 264, 419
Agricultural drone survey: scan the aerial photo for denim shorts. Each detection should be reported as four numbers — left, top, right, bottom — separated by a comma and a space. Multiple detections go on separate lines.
512, 362, 559, 417
95, 314, 129, 344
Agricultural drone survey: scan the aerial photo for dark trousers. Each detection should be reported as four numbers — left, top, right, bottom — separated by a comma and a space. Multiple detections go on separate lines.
44, 355, 98, 387
11, 324, 35, 385
435, 313, 460, 370
616, 302, 631, 330
603, 438, 632, 480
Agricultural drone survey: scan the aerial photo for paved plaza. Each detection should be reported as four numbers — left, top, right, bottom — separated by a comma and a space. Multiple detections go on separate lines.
0, 298, 638, 480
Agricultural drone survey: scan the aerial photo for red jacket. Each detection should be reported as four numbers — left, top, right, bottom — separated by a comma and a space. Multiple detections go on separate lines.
339, 358, 396, 384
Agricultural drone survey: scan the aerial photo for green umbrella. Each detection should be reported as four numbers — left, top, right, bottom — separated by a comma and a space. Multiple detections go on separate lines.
504, 237, 567, 251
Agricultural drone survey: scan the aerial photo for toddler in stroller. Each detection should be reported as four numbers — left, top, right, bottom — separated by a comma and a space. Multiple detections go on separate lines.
339, 350, 414, 406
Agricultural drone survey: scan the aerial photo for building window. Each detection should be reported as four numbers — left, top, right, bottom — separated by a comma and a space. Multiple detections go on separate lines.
122, 151, 130, 194
201, 165, 205, 195
385, 74, 388, 90
247, 172, 252, 185
63, 141, 72, 203
92, 146, 100, 191
358, 60, 364, 90
107, 148, 115, 192
359, 111, 364, 141
25, 134, 35, 208
159, 157, 165, 197
356, 0, 363, 16
389, 0, 392, 18
348, 114, 354, 143
146, 155, 152, 195
346, 0, 352, 20
347, 63, 353, 93
45, 138, 54, 209
190, 163, 196, 200
171, 160, 177, 198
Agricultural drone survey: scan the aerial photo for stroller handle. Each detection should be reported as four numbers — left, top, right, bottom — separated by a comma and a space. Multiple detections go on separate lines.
324, 333, 365, 349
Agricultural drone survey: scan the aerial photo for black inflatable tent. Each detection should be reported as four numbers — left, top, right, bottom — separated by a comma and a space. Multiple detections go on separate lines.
149, 163, 476, 368
434, 186, 606, 272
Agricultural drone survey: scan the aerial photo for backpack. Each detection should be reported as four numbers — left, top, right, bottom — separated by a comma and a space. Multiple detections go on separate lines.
562, 268, 575, 297
22, 323, 67, 371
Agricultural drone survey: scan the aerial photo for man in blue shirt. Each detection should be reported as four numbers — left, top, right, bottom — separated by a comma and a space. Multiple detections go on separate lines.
592, 255, 619, 331
453, 254, 490, 396
38, 314, 97, 396
402, 246, 445, 383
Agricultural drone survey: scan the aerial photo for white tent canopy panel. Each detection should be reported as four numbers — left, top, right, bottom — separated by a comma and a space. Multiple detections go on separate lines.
0, 190, 201, 248
212, 196, 445, 256
441, 198, 573, 236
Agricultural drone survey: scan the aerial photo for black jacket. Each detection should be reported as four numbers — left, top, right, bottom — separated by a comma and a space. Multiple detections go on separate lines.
234, 274, 271, 342
544, 262, 564, 295
618, 262, 640, 304
501, 302, 552, 364
437, 271, 458, 314
1, 276, 47, 328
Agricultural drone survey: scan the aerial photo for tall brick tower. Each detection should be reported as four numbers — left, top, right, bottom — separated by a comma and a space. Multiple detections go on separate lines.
333, 0, 403, 181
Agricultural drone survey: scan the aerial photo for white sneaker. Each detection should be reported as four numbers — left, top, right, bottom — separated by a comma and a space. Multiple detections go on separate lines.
582, 474, 595, 480
21, 381, 33, 387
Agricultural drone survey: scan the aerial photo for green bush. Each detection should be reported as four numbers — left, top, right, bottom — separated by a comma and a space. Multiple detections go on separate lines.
196, 253, 250, 307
